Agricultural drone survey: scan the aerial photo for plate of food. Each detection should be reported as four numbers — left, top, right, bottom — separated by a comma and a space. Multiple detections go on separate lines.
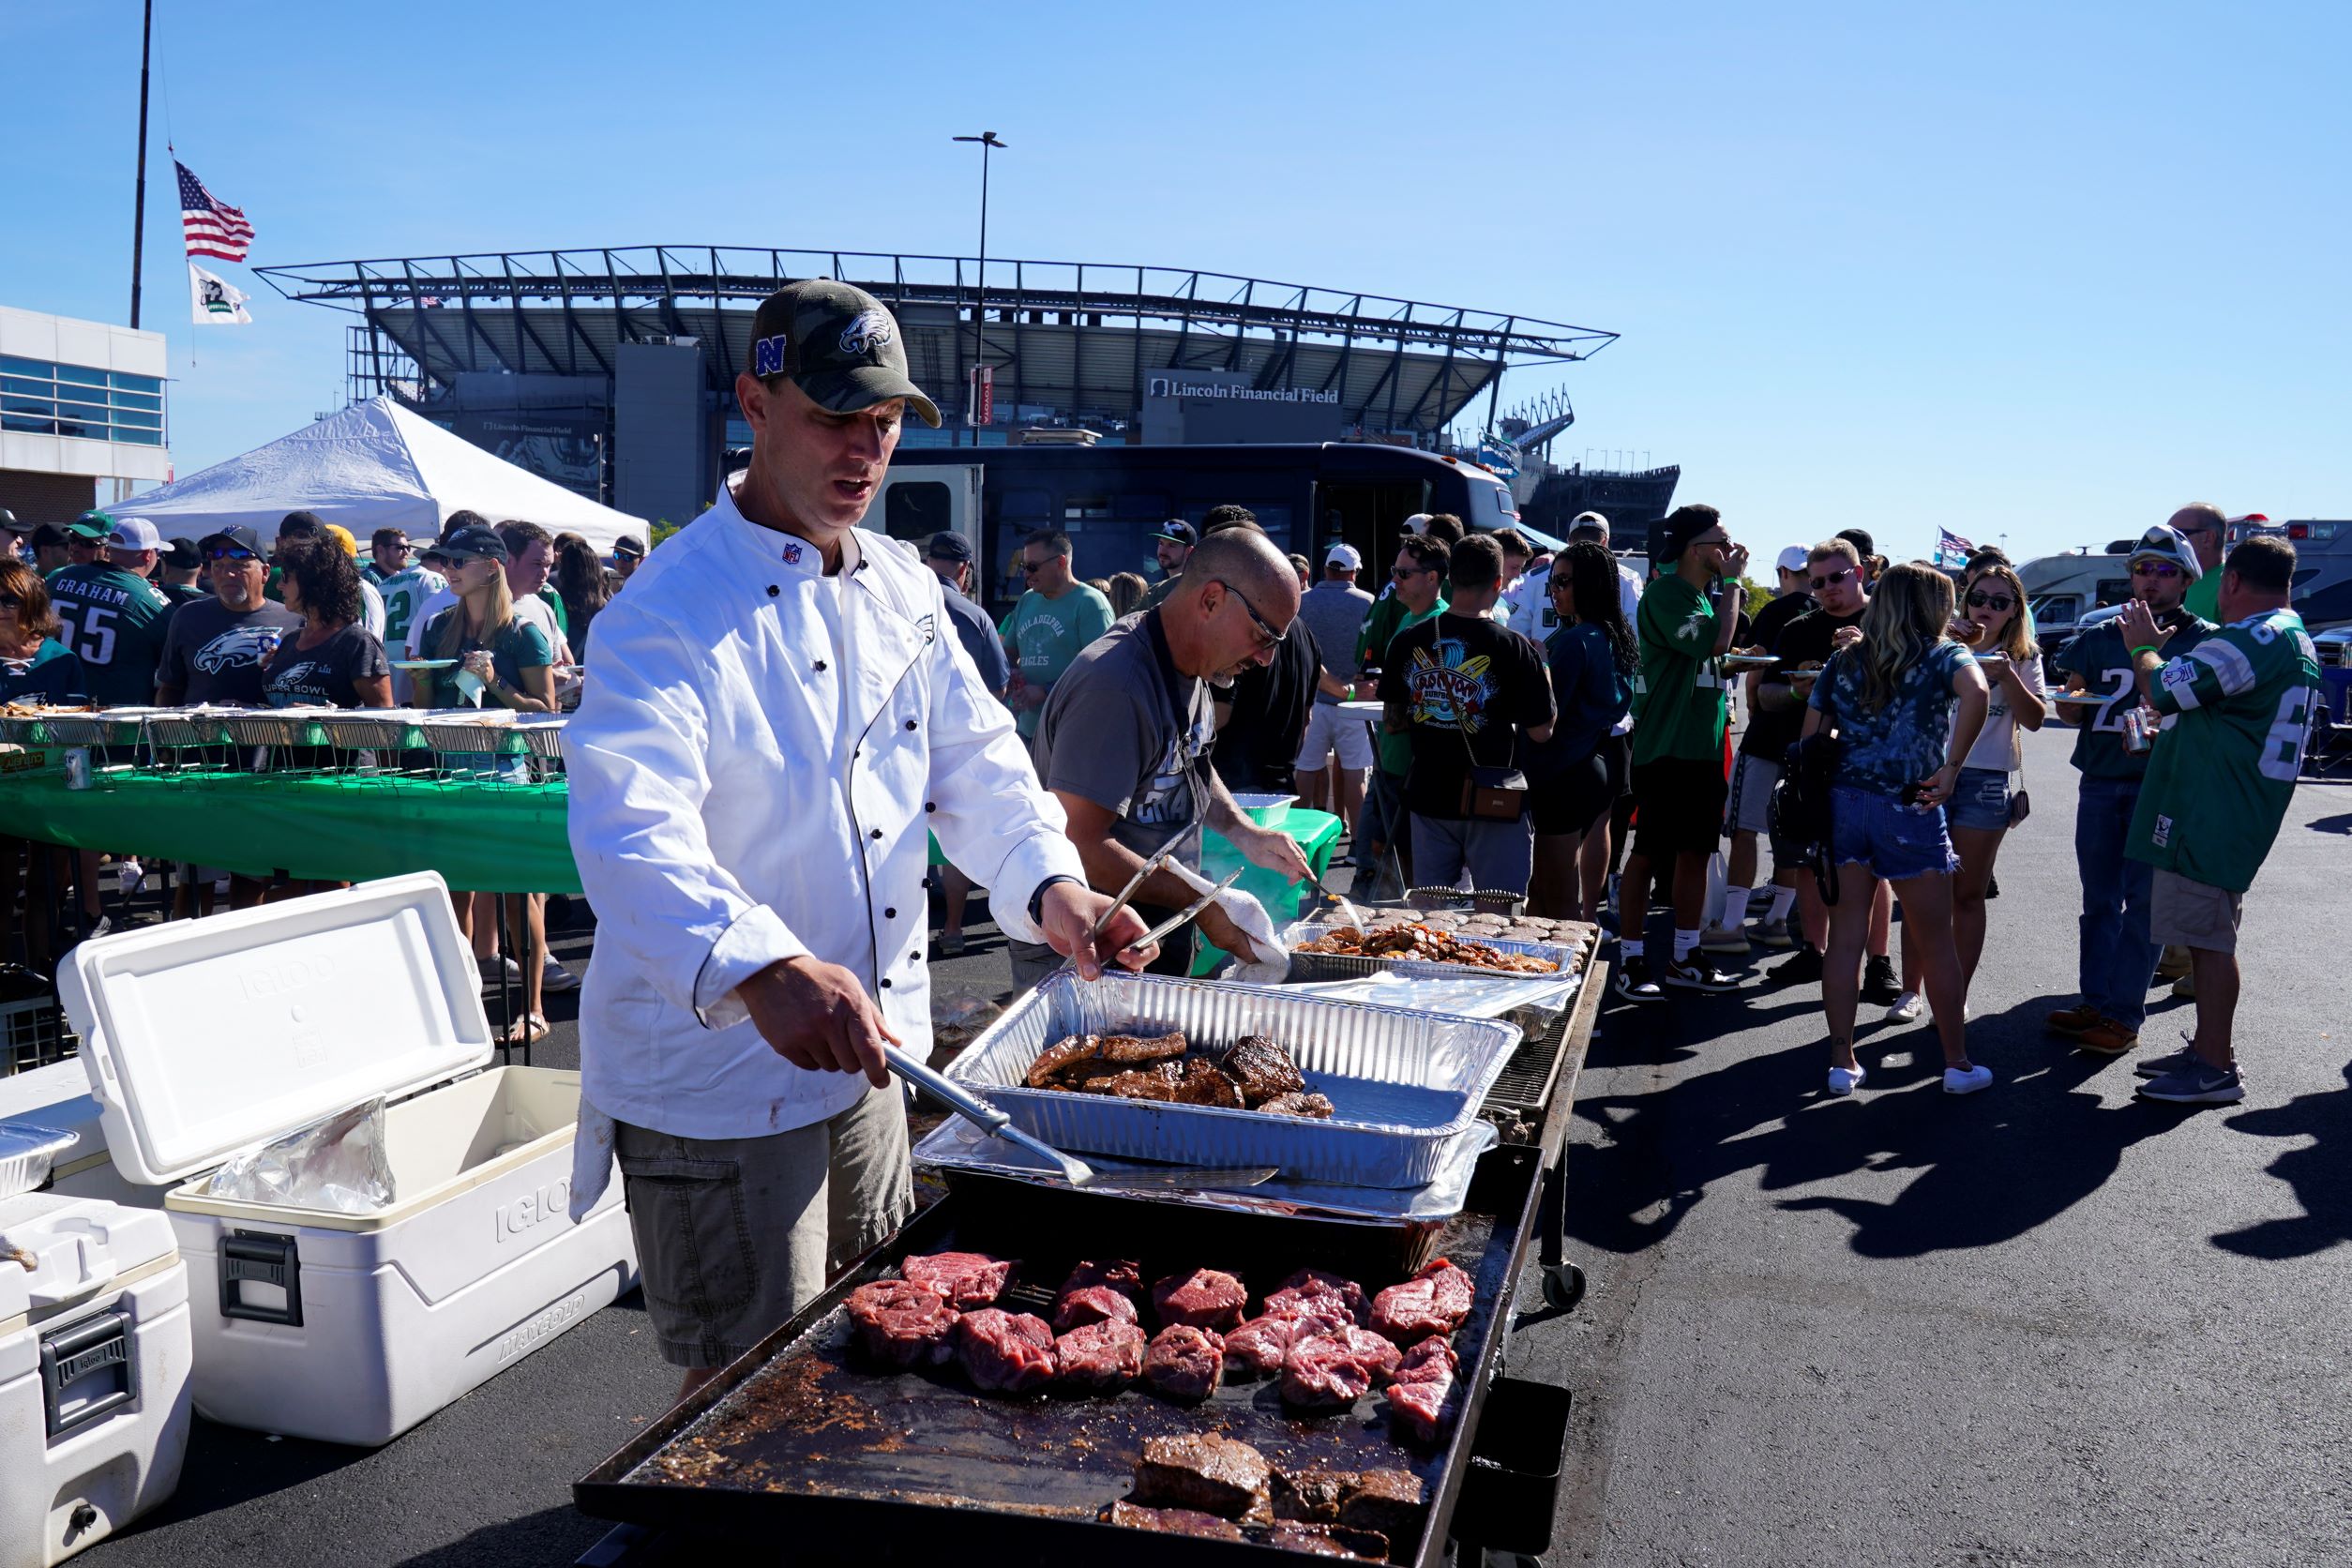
391, 658, 460, 671
1722, 652, 1778, 670
2049, 690, 2109, 707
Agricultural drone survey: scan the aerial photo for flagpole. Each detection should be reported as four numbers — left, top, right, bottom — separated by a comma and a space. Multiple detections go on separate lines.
129, 0, 153, 328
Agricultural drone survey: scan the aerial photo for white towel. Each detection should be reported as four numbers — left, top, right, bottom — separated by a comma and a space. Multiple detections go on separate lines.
1166, 861, 1289, 985
567, 1093, 619, 1223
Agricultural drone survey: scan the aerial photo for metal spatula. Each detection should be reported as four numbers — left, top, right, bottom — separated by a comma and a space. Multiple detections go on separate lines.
882, 1043, 1275, 1191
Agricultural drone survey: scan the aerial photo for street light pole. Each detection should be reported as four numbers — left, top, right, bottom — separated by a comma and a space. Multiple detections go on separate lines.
952, 131, 1006, 447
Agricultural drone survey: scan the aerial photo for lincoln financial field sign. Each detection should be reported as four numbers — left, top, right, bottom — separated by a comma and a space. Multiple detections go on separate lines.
1139, 368, 1345, 445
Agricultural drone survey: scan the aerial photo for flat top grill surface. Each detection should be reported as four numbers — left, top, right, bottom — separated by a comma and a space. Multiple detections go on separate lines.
581, 1166, 1537, 1564
1482, 1008, 1572, 1120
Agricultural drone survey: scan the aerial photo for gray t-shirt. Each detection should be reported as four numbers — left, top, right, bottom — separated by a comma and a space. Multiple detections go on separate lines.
1033, 610, 1215, 864
264, 623, 391, 709
157, 597, 303, 706
1295, 580, 1375, 704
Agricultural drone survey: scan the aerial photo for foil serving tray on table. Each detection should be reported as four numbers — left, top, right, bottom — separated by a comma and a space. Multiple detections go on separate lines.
1278, 921, 1586, 987
944, 972, 1521, 1189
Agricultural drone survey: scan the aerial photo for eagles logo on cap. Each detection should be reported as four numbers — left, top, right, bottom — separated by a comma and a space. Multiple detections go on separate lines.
839, 309, 894, 355
743, 279, 942, 428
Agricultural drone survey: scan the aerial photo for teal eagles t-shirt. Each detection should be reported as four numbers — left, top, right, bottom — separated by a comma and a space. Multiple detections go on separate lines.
999, 583, 1115, 738
2053, 611, 2212, 781
1809, 640, 1977, 797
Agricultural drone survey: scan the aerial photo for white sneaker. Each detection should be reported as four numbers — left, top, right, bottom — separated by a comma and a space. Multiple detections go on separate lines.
1943, 1064, 1994, 1095
1827, 1063, 1866, 1096
119, 857, 145, 897
1886, 990, 1923, 1024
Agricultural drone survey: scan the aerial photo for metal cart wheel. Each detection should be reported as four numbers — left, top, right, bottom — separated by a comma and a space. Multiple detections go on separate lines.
1541, 1261, 1586, 1312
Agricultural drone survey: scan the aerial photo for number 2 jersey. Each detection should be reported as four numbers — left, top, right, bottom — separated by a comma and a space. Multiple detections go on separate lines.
43, 563, 173, 707
2053, 609, 2211, 781
2128, 609, 2323, 893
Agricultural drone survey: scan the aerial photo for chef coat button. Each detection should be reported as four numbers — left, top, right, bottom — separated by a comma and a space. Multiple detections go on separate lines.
814, 659, 828, 671
879, 978, 893, 989
766, 584, 779, 596
904, 719, 917, 731
869, 828, 883, 841
883, 907, 897, 919
925, 801, 937, 813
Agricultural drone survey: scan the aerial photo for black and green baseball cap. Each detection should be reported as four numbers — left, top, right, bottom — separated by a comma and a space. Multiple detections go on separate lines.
66, 511, 113, 541
746, 279, 942, 428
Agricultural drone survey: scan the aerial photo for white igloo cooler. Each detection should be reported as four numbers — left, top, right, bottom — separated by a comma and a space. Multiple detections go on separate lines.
58, 873, 638, 1448
0, 1191, 191, 1568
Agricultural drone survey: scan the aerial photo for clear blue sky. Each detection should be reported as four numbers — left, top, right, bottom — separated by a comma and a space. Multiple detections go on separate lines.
4, 0, 2344, 564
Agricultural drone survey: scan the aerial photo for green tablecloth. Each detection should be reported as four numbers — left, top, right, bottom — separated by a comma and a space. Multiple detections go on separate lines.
0, 760, 579, 894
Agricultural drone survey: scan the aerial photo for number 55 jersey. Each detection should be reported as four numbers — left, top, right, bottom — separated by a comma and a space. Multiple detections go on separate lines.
2129, 609, 2325, 893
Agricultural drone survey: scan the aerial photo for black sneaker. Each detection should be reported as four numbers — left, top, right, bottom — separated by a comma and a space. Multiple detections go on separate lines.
1777, 945, 1825, 986
1984, 872, 2001, 900
1862, 955, 1902, 1005
1614, 957, 1666, 1003
1661, 955, 1738, 992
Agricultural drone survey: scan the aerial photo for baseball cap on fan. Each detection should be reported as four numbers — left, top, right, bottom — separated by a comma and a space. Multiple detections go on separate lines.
747, 280, 942, 429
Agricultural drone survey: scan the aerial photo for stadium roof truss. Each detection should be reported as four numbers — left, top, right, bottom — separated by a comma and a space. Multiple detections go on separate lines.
257, 247, 1618, 439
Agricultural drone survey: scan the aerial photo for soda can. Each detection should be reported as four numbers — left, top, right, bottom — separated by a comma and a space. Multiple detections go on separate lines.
2121, 706, 2151, 755
64, 747, 92, 790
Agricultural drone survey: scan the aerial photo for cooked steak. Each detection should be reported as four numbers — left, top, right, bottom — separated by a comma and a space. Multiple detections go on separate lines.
1141, 1324, 1226, 1403
1132, 1432, 1271, 1518
1337, 1468, 1428, 1541
1108, 1500, 1244, 1541
1223, 1306, 1349, 1380
1053, 1283, 1139, 1331
953, 1307, 1057, 1394
1369, 1257, 1475, 1343
1027, 1033, 1104, 1088
1099, 1031, 1188, 1063
1271, 1468, 1361, 1524
1153, 1267, 1249, 1331
1054, 1319, 1147, 1393
1262, 1268, 1368, 1325
844, 1280, 960, 1368
1168, 1057, 1244, 1108
1221, 1034, 1306, 1106
1385, 1334, 1460, 1442
1261, 1524, 1355, 1558
1070, 1060, 1185, 1099
902, 1251, 1014, 1308
1260, 1092, 1336, 1119
1280, 1326, 1403, 1409
1058, 1259, 1142, 1296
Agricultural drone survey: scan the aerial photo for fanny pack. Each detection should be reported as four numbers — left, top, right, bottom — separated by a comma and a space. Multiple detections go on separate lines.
1450, 706, 1529, 822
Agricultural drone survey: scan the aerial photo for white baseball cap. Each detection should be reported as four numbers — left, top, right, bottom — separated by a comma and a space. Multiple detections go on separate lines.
1776, 545, 1811, 575
106, 517, 162, 551
1569, 511, 1610, 536
1324, 542, 1364, 570
1401, 513, 1433, 535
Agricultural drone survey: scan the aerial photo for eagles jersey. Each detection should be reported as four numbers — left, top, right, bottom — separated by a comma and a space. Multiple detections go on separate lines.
44, 563, 172, 707
2053, 609, 2211, 781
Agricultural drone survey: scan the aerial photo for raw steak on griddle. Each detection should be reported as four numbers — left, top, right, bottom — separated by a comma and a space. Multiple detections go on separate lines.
843, 1280, 959, 1368
1385, 1334, 1461, 1442
1141, 1324, 1226, 1403
1054, 1319, 1147, 1393
1280, 1325, 1402, 1409
953, 1306, 1057, 1394
1053, 1283, 1139, 1331
1370, 1256, 1474, 1343
1263, 1523, 1381, 1559
1108, 1500, 1244, 1540
1260, 1092, 1335, 1119
1153, 1267, 1248, 1330
1262, 1267, 1368, 1325
1224, 1306, 1351, 1380
1132, 1431, 1271, 1518
901, 1250, 1013, 1308
1058, 1259, 1142, 1295
1221, 1034, 1306, 1106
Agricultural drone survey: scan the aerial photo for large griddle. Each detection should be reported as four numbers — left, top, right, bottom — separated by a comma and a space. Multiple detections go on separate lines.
575, 1147, 1549, 1565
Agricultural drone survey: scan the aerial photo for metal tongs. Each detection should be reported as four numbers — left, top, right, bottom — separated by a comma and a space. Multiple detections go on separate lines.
881, 1043, 1275, 1191
1057, 835, 1241, 976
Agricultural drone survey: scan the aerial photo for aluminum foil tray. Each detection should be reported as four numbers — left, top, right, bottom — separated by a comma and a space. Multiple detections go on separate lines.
145, 711, 231, 747
1280, 921, 1583, 985
324, 713, 407, 749
945, 971, 1521, 1188
0, 1122, 80, 1201
515, 718, 567, 758
421, 716, 523, 753
38, 713, 114, 746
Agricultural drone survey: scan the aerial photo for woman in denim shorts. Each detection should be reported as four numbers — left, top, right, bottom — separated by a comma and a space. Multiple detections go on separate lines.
1802, 563, 1994, 1097
1945, 562, 2047, 986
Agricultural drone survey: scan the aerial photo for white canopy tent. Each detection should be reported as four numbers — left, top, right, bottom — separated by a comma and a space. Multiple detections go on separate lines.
122, 397, 646, 552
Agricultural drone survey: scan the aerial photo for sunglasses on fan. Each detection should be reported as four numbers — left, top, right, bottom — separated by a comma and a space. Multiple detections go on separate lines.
1965, 590, 2015, 611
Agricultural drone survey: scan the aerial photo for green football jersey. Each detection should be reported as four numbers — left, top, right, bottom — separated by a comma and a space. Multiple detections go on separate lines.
1631, 572, 1728, 765
43, 564, 173, 707
2127, 609, 2323, 894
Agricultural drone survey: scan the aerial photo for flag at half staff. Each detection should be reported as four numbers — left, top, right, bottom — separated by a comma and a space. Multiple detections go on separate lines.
176, 158, 255, 262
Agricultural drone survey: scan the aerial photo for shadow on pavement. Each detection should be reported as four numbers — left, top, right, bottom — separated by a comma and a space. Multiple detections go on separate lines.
2211, 1061, 2352, 1259
1569, 993, 2199, 1259
2304, 810, 2352, 836
396, 1505, 612, 1567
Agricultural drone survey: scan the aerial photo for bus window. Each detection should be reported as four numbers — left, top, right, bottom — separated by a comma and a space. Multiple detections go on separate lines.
1063, 496, 1111, 521
882, 481, 951, 543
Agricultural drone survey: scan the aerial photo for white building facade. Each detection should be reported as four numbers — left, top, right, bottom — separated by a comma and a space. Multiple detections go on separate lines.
0, 305, 170, 521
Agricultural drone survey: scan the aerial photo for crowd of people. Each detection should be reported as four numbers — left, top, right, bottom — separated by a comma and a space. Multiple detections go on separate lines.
0, 502, 645, 1040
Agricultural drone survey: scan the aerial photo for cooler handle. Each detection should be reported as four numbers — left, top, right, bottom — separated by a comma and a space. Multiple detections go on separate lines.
220, 1229, 305, 1327
41, 1308, 138, 1441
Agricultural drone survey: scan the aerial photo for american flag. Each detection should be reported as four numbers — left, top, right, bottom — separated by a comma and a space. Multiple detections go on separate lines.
175, 159, 255, 262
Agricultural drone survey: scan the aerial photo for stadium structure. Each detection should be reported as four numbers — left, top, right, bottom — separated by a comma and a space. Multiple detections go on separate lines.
257, 247, 1621, 526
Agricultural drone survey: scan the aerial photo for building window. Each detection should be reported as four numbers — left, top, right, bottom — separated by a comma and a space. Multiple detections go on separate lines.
0, 355, 167, 446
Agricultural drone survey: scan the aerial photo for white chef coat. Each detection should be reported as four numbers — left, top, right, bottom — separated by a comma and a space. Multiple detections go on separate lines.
563, 481, 1084, 1140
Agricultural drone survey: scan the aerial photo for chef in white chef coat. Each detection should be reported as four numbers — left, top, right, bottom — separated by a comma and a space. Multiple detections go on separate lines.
565, 280, 1154, 1395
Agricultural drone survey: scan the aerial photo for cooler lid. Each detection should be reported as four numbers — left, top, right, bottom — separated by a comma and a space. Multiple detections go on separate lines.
0, 1191, 178, 1325
61, 872, 495, 1188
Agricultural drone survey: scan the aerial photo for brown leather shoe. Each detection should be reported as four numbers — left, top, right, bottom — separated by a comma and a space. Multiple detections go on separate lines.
2076, 1018, 2140, 1055
2045, 1003, 2103, 1037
